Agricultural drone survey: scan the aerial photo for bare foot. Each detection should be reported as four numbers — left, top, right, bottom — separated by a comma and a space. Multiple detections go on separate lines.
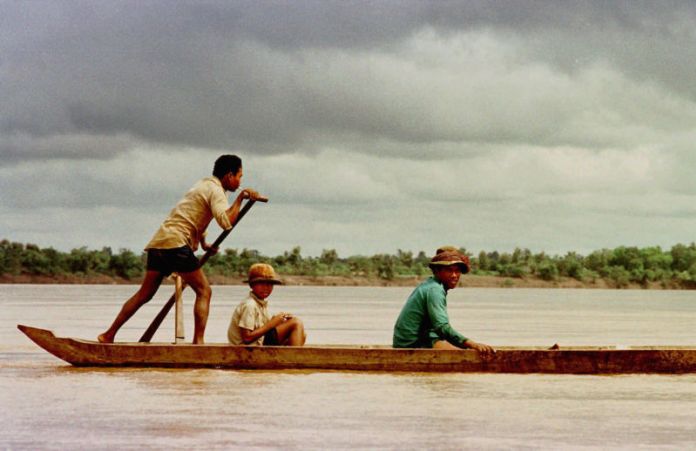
98, 332, 114, 343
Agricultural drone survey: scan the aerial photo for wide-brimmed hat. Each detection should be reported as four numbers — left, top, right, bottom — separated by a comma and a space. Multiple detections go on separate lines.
244, 263, 282, 285
436, 245, 460, 254
428, 250, 470, 274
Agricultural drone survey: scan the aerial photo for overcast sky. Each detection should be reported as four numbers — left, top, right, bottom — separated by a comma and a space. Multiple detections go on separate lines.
2, 0, 695, 257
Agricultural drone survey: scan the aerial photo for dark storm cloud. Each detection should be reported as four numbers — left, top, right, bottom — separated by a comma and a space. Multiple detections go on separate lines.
3, 0, 696, 166
0, 133, 136, 163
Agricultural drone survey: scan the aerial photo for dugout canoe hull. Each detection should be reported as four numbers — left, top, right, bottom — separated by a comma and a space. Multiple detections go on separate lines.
17, 324, 696, 374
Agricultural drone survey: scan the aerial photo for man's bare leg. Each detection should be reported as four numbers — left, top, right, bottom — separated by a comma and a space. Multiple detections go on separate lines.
433, 340, 460, 350
98, 270, 165, 343
275, 318, 306, 346
180, 268, 212, 344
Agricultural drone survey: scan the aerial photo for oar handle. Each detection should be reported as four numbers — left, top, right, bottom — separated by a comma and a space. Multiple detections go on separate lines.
139, 195, 267, 342
197, 196, 265, 266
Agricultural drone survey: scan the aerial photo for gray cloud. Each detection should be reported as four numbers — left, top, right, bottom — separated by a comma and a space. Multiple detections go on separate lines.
2, 1, 696, 255
0, 132, 136, 163
3, 1, 696, 164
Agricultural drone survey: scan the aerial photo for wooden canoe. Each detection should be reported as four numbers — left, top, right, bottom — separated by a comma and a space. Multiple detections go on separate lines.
17, 324, 696, 374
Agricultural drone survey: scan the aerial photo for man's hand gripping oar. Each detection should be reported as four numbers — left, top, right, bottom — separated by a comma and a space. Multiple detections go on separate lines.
139, 193, 268, 343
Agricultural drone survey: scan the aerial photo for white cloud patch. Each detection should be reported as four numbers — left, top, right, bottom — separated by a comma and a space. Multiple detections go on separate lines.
2, 141, 695, 256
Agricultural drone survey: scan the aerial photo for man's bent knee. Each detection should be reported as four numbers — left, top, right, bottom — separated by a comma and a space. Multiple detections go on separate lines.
196, 284, 212, 300
181, 271, 211, 299
433, 340, 460, 350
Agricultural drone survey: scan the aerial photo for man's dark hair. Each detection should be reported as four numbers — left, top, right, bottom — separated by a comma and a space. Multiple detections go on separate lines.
213, 155, 242, 179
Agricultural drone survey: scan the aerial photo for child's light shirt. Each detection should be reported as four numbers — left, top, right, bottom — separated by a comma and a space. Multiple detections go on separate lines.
227, 291, 272, 345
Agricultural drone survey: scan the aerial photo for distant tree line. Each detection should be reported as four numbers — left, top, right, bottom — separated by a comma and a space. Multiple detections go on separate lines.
2, 239, 696, 288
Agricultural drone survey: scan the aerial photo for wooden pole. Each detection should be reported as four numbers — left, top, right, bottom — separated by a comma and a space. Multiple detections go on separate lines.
174, 274, 184, 344
139, 196, 267, 343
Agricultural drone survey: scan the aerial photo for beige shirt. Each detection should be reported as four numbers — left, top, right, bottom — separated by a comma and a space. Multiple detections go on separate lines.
145, 177, 233, 251
228, 292, 272, 345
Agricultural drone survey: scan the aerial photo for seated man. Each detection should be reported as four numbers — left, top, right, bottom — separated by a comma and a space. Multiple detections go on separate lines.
393, 248, 495, 354
228, 263, 306, 346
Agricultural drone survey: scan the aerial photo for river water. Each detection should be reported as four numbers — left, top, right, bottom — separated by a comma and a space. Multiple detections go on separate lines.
2, 284, 695, 449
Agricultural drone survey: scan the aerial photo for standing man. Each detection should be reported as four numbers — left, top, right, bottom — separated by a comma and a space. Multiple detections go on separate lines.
99, 154, 259, 344
393, 248, 495, 354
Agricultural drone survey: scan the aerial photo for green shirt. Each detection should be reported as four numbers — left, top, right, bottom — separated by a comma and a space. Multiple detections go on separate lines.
392, 277, 467, 348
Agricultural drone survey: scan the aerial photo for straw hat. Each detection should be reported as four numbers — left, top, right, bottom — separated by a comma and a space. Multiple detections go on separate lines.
244, 263, 282, 284
435, 245, 460, 254
428, 250, 470, 274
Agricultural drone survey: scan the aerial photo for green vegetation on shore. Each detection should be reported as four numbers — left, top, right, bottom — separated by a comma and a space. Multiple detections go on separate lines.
2, 239, 696, 288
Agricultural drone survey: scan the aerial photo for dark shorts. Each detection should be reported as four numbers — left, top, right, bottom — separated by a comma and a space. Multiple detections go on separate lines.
146, 246, 200, 276
407, 336, 440, 349
263, 328, 280, 346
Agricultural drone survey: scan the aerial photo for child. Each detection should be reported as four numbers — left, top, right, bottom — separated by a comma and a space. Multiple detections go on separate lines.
228, 263, 306, 346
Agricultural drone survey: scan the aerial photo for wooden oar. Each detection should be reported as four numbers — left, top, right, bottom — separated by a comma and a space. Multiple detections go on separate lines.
139, 195, 268, 342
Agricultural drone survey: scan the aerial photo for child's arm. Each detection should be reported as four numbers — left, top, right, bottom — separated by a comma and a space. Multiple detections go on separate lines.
240, 313, 290, 344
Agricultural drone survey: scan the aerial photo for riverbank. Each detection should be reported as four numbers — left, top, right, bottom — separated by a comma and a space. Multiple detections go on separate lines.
0, 273, 685, 289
